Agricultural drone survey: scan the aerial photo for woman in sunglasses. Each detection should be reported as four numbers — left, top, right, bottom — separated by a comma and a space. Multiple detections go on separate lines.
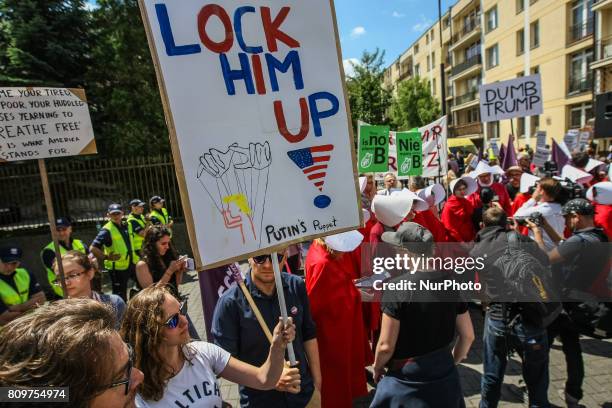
53, 250, 126, 329
121, 285, 297, 408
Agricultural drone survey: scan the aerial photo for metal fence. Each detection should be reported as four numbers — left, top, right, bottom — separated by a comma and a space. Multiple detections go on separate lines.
0, 155, 183, 231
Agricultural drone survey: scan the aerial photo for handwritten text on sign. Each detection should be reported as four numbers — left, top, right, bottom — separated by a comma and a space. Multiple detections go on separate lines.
479, 74, 542, 122
142, 0, 360, 268
0, 88, 95, 161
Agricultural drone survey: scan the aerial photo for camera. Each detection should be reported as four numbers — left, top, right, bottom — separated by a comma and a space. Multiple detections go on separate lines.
557, 178, 586, 204
514, 211, 544, 226
541, 161, 558, 178
480, 187, 499, 206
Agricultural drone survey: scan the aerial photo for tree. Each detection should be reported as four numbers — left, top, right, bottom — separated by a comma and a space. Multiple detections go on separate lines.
86, 0, 168, 157
346, 48, 393, 132
390, 76, 441, 130
0, 0, 91, 87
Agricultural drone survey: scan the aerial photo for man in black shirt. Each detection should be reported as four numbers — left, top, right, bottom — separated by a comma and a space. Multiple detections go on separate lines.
471, 207, 551, 408
527, 198, 610, 407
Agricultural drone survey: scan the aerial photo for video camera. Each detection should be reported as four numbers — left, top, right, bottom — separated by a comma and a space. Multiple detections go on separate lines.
514, 211, 544, 227
541, 161, 558, 178
557, 178, 586, 204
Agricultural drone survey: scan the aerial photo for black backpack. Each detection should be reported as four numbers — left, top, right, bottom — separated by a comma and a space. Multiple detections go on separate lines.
493, 232, 562, 328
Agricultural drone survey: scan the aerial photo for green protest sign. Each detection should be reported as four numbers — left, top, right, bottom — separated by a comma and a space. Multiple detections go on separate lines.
396, 130, 422, 176
358, 125, 389, 172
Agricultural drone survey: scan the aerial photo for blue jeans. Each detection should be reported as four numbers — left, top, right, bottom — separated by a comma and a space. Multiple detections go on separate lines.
480, 314, 550, 408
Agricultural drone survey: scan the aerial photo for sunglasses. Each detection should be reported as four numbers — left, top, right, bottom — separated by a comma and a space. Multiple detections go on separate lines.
252, 254, 284, 265
164, 301, 187, 329
105, 343, 133, 396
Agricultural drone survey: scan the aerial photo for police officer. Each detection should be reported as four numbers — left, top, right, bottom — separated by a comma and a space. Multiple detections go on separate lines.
89, 204, 133, 301
40, 217, 88, 299
0, 246, 46, 325
148, 196, 173, 229
127, 199, 147, 263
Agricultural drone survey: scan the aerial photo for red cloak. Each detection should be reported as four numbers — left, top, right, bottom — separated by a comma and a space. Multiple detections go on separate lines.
511, 192, 531, 235
305, 242, 368, 407
594, 204, 612, 240
468, 182, 512, 214
441, 194, 476, 242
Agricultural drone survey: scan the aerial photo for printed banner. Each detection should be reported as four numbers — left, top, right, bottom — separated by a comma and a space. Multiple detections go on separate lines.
396, 131, 422, 177
0, 87, 96, 161
419, 116, 448, 178
140, 0, 362, 267
358, 125, 389, 172
479, 74, 543, 122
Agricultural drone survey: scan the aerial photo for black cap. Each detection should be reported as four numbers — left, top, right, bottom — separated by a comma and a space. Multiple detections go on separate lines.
149, 196, 164, 205
55, 217, 72, 228
561, 198, 594, 216
130, 199, 145, 207
381, 222, 434, 254
107, 203, 123, 214
0, 246, 22, 263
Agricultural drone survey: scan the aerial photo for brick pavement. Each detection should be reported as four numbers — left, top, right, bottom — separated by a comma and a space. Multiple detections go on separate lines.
181, 271, 612, 407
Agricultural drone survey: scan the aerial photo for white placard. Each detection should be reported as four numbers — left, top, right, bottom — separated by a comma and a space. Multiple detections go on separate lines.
564, 129, 579, 152
489, 140, 499, 156
0, 87, 96, 161
533, 147, 550, 167
479, 74, 543, 122
140, 0, 361, 267
419, 116, 448, 178
536, 130, 547, 149
579, 130, 590, 150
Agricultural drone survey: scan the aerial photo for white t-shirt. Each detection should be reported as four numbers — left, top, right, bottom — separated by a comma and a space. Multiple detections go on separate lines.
135, 342, 231, 408
514, 198, 564, 250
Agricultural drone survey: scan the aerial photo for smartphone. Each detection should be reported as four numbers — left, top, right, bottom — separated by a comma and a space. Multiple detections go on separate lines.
185, 258, 195, 271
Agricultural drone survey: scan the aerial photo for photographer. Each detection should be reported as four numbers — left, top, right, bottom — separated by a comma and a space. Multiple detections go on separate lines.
471, 207, 552, 408
514, 177, 564, 250
526, 198, 610, 408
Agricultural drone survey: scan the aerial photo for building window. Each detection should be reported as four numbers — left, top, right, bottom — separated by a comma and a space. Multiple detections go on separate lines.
433, 78, 437, 95
569, 48, 594, 94
465, 41, 481, 60
427, 55, 431, 71
486, 6, 498, 33
517, 117, 526, 137
569, 102, 593, 128
415, 63, 420, 77
517, 29, 525, 55
467, 76, 481, 91
486, 44, 499, 69
488, 121, 500, 139
531, 20, 539, 48
443, 17, 450, 28
517, 0, 525, 14
531, 115, 540, 135
426, 33, 429, 44
432, 51, 436, 67
570, 0, 594, 42
468, 107, 480, 123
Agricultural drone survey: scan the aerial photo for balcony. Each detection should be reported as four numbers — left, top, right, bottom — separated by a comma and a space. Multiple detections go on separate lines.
592, 0, 612, 12
398, 68, 413, 81
568, 74, 594, 95
454, 89, 478, 106
569, 18, 594, 44
451, 54, 482, 78
591, 36, 612, 70
446, 85, 454, 100
450, 15, 481, 50
450, 123, 483, 137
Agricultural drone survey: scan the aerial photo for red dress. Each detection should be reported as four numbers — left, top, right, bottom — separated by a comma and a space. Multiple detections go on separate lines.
594, 204, 612, 240
468, 182, 512, 214
305, 242, 368, 408
441, 195, 476, 242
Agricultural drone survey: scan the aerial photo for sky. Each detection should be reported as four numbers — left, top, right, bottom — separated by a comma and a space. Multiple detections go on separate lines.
334, 0, 456, 76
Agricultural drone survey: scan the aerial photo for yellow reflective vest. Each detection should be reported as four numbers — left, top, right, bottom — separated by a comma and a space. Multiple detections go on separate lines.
149, 208, 170, 226
0, 268, 30, 307
127, 213, 146, 263
103, 221, 131, 271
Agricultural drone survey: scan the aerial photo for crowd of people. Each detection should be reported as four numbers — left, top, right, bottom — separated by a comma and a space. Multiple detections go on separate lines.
0, 144, 611, 408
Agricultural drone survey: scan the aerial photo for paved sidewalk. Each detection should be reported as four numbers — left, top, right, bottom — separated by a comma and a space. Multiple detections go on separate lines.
182, 271, 612, 407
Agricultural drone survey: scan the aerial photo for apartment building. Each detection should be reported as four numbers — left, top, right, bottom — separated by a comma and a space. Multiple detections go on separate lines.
384, 0, 604, 149
592, 0, 612, 145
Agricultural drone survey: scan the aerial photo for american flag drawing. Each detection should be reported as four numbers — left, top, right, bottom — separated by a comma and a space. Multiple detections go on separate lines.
287, 144, 334, 191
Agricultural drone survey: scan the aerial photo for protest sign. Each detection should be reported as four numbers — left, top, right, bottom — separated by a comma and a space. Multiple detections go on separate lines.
0, 87, 96, 162
564, 129, 579, 152
533, 147, 550, 167
479, 74, 543, 122
536, 130, 547, 149
489, 140, 499, 157
358, 125, 389, 172
419, 116, 448, 178
140, 0, 362, 268
579, 130, 591, 150
396, 130, 422, 177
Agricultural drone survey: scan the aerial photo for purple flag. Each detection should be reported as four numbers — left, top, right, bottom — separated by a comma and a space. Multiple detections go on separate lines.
499, 143, 506, 164
502, 135, 518, 170
198, 264, 237, 340
551, 139, 570, 171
